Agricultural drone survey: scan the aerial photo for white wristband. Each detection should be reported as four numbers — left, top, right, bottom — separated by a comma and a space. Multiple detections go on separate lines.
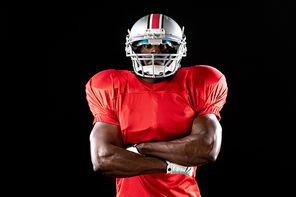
166, 160, 193, 177
126, 144, 145, 156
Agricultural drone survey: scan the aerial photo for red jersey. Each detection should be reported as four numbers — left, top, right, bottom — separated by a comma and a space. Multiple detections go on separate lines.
86, 65, 228, 197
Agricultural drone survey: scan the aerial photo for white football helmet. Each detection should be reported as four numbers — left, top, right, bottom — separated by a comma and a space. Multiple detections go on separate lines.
125, 14, 187, 78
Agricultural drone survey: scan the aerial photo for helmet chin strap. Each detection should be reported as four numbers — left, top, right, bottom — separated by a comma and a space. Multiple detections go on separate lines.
142, 65, 167, 76
139, 63, 176, 76
131, 52, 183, 78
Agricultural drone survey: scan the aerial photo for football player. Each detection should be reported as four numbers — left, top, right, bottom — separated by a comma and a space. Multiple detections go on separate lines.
86, 14, 228, 197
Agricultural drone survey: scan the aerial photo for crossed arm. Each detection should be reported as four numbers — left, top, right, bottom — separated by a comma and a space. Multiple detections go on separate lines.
89, 114, 222, 178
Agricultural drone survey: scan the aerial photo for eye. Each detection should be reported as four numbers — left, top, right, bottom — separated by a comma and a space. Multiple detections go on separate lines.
144, 44, 153, 49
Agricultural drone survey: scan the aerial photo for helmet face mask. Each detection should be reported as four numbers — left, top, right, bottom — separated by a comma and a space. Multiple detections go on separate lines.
126, 14, 187, 78
132, 39, 178, 52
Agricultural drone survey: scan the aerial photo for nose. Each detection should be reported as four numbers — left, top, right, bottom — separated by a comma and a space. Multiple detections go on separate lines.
150, 45, 161, 54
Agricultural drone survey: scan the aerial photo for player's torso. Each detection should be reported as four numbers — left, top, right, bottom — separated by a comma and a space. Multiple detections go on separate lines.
114, 70, 196, 145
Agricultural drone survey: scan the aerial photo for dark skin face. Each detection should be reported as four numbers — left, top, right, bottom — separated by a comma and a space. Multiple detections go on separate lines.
138, 44, 172, 84
140, 44, 170, 66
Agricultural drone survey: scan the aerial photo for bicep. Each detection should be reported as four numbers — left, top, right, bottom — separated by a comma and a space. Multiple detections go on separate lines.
191, 114, 222, 135
89, 122, 122, 171
90, 122, 122, 147
191, 114, 222, 156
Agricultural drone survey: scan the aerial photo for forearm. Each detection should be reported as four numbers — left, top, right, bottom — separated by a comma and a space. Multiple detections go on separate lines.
137, 133, 216, 166
91, 143, 166, 178
137, 114, 222, 166
89, 122, 167, 178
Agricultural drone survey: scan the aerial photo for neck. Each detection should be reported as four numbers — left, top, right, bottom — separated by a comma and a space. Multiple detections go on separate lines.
139, 76, 171, 84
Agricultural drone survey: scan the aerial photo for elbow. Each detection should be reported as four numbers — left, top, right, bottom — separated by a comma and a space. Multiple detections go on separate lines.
196, 152, 219, 165
91, 154, 111, 175
204, 142, 220, 163
91, 154, 102, 173
92, 160, 102, 173
189, 151, 218, 166
206, 152, 219, 163
90, 138, 113, 174
202, 130, 222, 163
193, 145, 220, 165
90, 146, 112, 174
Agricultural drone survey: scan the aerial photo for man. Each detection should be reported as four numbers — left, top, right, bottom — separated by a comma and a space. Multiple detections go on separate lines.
86, 14, 228, 197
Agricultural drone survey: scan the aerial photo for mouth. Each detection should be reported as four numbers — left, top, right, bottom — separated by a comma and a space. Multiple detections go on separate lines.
142, 60, 166, 66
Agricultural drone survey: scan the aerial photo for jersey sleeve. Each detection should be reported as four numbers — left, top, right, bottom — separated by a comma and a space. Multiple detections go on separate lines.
189, 66, 228, 121
197, 75, 228, 120
85, 70, 120, 126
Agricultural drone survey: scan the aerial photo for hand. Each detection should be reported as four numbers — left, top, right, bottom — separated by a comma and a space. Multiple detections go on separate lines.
166, 160, 193, 177
126, 144, 145, 156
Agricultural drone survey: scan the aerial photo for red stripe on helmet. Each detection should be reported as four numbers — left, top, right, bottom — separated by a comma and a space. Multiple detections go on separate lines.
151, 14, 161, 29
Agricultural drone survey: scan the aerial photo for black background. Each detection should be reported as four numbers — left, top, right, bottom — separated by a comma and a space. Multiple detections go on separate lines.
3, 1, 295, 196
